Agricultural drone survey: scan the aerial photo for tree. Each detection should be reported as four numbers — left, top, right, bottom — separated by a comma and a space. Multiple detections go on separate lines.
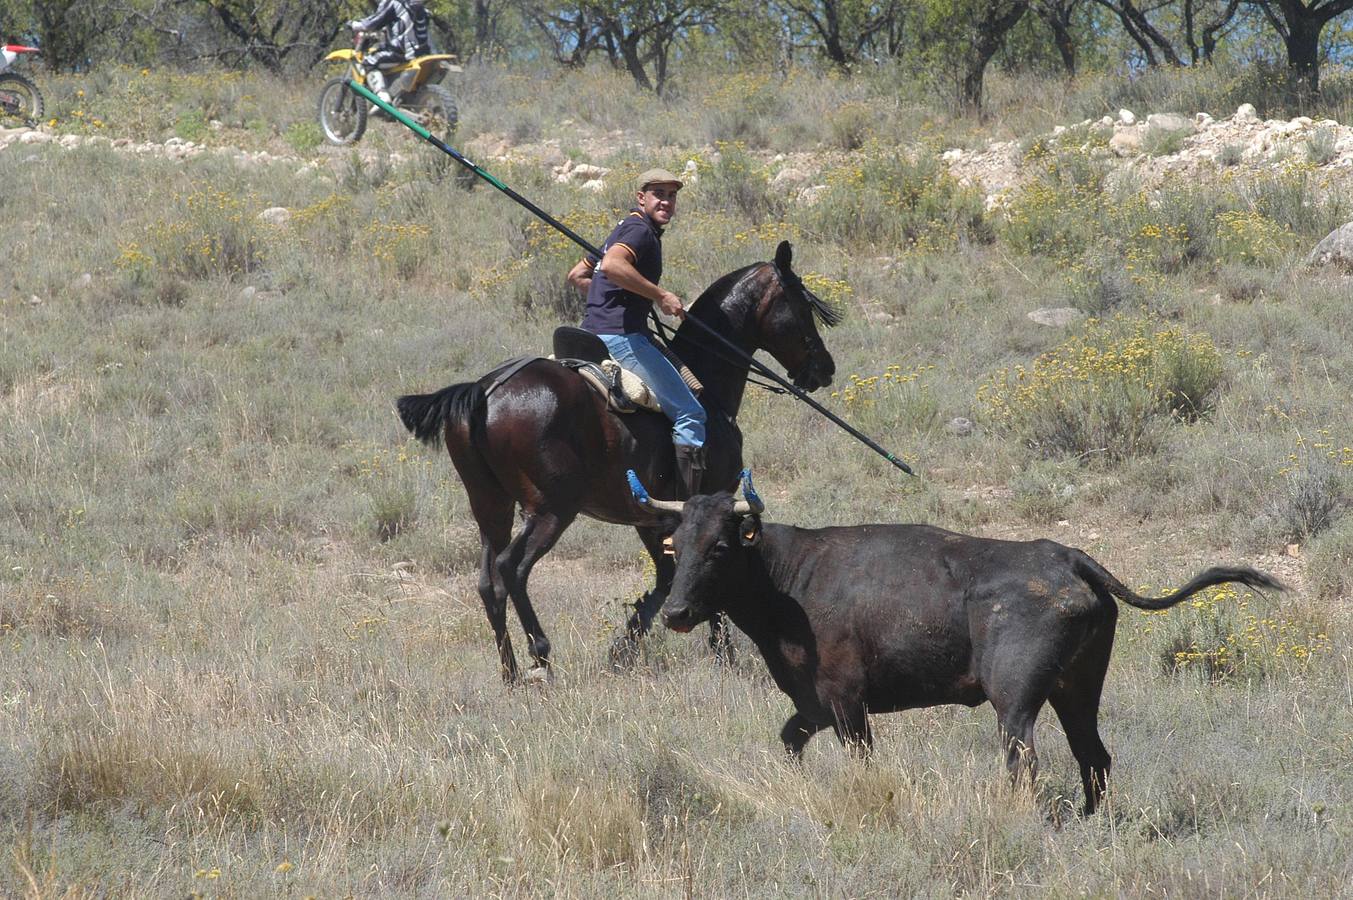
1090, 0, 1248, 66
1251, 0, 1353, 95
588, 0, 724, 93
196, 0, 354, 71
775, 0, 901, 70
0, 0, 104, 69
1033, 0, 1086, 74
961, 0, 1031, 109
517, 1, 602, 66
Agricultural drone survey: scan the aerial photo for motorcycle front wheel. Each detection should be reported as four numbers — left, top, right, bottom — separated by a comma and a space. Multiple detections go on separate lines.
0, 73, 44, 126
317, 76, 367, 145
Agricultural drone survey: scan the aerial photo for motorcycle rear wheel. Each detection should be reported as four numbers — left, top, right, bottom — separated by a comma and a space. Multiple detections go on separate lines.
0, 73, 44, 126
317, 76, 367, 145
406, 83, 458, 141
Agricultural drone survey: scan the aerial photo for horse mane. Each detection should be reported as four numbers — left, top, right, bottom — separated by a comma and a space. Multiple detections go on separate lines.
690, 260, 841, 328
691, 263, 760, 308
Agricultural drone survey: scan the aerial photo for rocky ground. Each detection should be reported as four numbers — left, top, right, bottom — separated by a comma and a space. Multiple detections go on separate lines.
6, 100, 1353, 265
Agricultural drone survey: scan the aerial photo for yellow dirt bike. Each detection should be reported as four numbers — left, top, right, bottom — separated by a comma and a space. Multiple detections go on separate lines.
317, 33, 460, 146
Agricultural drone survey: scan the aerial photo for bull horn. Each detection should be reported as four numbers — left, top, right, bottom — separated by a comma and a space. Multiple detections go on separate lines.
731, 468, 765, 515
626, 469, 686, 513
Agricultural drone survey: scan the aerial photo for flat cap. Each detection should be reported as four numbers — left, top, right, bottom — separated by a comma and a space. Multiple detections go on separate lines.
636, 167, 683, 191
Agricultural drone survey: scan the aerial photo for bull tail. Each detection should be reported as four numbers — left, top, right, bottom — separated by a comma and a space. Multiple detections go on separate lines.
395, 381, 487, 449
1073, 555, 1285, 611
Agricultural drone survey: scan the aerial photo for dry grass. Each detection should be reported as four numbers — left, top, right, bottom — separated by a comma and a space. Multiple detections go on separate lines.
1, 61, 1351, 896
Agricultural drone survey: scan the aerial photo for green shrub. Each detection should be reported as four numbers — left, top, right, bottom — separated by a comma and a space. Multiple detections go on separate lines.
1307, 514, 1353, 601
829, 362, 940, 436
976, 315, 1224, 460
1008, 459, 1078, 524
173, 108, 207, 142
1305, 126, 1339, 165
804, 148, 987, 252
689, 142, 783, 224
827, 101, 873, 151
1135, 582, 1333, 683
126, 184, 264, 280
1141, 123, 1194, 157
284, 120, 323, 153
1269, 456, 1345, 542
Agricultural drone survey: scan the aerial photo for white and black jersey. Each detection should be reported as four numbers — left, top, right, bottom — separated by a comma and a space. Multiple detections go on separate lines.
356, 0, 430, 63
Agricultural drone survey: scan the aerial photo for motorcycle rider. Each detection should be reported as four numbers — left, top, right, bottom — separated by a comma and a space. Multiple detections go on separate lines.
349, 0, 431, 104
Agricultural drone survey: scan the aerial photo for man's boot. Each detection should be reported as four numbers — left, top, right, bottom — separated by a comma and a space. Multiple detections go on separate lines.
674, 444, 706, 500
366, 68, 393, 111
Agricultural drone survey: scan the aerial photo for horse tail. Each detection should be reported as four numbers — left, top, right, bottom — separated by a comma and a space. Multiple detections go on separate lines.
1073, 553, 1285, 611
396, 382, 487, 449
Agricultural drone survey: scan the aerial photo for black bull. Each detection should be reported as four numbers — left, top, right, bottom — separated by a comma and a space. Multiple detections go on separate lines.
657, 492, 1284, 815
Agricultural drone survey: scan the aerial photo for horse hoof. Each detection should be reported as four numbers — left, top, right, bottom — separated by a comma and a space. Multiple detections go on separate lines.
523, 665, 551, 684
608, 635, 640, 671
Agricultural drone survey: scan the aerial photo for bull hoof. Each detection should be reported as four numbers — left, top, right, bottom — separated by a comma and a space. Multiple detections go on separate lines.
608, 635, 640, 671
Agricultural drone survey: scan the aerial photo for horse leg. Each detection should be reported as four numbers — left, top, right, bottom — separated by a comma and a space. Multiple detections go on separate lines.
496, 509, 574, 678
610, 526, 675, 670
476, 534, 518, 684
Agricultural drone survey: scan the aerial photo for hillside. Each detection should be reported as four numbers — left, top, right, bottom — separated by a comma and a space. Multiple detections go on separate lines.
1, 64, 1350, 896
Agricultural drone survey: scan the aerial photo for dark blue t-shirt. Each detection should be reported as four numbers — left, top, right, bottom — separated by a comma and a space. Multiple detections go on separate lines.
580, 210, 663, 336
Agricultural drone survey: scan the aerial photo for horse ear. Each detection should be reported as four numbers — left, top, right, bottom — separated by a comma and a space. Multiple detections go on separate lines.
774, 240, 792, 271
739, 515, 762, 547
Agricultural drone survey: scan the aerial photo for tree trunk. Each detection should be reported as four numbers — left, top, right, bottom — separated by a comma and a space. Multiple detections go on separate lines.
1284, 13, 1322, 97
1035, 4, 1076, 75
962, 1, 1030, 111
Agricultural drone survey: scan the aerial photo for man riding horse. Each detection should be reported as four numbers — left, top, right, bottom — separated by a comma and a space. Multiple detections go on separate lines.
566, 168, 706, 500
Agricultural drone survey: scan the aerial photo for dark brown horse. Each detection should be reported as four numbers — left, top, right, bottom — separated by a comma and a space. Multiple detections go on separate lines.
396, 241, 837, 683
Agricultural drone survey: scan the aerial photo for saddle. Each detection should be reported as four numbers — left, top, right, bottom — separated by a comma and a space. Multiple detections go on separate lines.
550, 327, 700, 416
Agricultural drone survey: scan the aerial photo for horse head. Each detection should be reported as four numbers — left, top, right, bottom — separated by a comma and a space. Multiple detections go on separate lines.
753, 241, 837, 392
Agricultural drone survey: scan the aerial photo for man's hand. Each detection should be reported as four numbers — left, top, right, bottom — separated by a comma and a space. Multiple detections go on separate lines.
656, 289, 685, 319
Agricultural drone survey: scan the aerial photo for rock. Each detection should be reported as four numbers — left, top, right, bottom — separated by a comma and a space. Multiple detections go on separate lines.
257, 206, 291, 226
1118, 108, 1137, 126
70, 273, 93, 292
18, 130, 52, 144
1099, 116, 1114, 127
534, 144, 566, 168
1109, 128, 1142, 157
239, 286, 257, 301
571, 163, 607, 179
58, 134, 82, 149
1027, 307, 1084, 328
580, 178, 606, 193
1286, 543, 1301, 558
1052, 125, 1066, 136
797, 184, 829, 206
941, 148, 964, 163
946, 417, 974, 437
770, 167, 810, 191
1146, 113, 1191, 133
1234, 103, 1258, 123
1195, 112, 1214, 127
1305, 221, 1353, 270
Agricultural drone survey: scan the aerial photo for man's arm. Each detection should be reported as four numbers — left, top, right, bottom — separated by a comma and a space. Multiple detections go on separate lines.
597, 245, 684, 318
566, 257, 594, 295
353, 0, 396, 32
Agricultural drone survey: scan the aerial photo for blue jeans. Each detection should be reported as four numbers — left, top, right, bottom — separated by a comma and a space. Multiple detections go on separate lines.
600, 333, 706, 448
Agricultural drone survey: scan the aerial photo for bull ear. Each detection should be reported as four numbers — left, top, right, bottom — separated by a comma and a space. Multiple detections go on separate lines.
738, 515, 762, 546
774, 240, 792, 271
